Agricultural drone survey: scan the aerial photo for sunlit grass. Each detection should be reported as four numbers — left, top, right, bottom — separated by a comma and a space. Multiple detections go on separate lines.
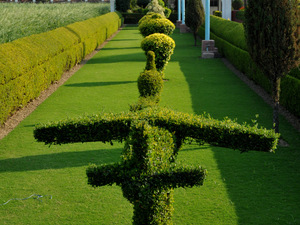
0, 27, 299, 224
0, 2, 110, 44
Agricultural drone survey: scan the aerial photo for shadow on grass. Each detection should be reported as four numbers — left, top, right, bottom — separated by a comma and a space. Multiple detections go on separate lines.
173, 30, 300, 224
65, 81, 136, 88
87, 52, 145, 65
0, 148, 122, 173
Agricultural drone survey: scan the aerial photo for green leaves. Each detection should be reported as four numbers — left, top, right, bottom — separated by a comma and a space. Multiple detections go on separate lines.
141, 33, 175, 72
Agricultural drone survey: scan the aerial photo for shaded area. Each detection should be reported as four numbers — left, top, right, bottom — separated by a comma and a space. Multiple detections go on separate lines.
0, 148, 121, 173
173, 29, 300, 224
86, 52, 145, 65
65, 81, 136, 88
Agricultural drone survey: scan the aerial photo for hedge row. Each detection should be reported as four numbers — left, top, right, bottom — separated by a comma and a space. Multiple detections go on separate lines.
34, 107, 279, 153
198, 16, 300, 117
0, 12, 123, 126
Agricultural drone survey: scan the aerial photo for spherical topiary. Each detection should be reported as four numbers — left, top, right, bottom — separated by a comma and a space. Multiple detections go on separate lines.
139, 18, 175, 37
141, 33, 175, 72
138, 70, 163, 99
138, 12, 165, 26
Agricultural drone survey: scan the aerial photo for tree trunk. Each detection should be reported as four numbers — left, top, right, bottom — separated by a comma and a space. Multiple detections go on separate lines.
272, 77, 281, 133
193, 32, 197, 46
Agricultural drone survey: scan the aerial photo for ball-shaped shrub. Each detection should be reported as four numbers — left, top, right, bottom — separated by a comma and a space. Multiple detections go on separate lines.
138, 12, 165, 26
141, 33, 175, 72
139, 18, 175, 37
138, 69, 163, 98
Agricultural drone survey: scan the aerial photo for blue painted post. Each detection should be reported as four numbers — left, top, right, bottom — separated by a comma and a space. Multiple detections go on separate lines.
178, 0, 181, 21
205, 0, 210, 40
182, 0, 185, 24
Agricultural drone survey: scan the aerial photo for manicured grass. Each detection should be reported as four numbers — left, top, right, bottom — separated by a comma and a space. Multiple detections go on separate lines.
1, 26, 299, 224
0, 3, 110, 44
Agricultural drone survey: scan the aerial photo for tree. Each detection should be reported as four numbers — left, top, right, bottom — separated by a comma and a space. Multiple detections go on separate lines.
185, 0, 205, 46
244, 0, 299, 133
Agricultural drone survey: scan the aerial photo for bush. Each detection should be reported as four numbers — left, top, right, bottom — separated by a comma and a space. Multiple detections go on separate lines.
141, 33, 175, 72
137, 0, 150, 8
138, 18, 175, 37
138, 68, 163, 98
146, 0, 166, 17
0, 12, 123, 126
213, 11, 222, 17
34, 107, 279, 152
116, 0, 131, 12
138, 12, 165, 25
232, 0, 243, 10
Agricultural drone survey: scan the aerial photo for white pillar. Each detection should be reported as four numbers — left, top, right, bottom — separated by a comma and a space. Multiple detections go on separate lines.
222, 0, 232, 20
110, 0, 115, 12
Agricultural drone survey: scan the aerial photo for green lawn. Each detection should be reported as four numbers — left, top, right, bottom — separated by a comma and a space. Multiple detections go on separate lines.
0, 26, 299, 225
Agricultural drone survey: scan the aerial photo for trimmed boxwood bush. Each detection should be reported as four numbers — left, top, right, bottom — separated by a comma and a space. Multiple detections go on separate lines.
138, 12, 165, 25
138, 51, 163, 99
34, 107, 279, 152
138, 70, 163, 99
198, 15, 300, 118
138, 18, 175, 37
141, 33, 175, 72
34, 106, 279, 224
0, 12, 123, 126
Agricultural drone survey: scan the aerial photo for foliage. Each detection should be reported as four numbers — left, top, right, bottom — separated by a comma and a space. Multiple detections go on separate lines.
244, 0, 299, 132
146, 0, 166, 17
0, 12, 123, 126
232, 0, 243, 10
86, 120, 206, 225
213, 10, 222, 17
141, 33, 175, 72
34, 107, 279, 153
0, 3, 110, 45
185, 0, 205, 45
138, 18, 175, 37
236, 10, 245, 21
138, 64, 163, 99
137, 0, 150, 8
116, 0, 132, 12
35, 101, 279, 224
138, 12, 165, 25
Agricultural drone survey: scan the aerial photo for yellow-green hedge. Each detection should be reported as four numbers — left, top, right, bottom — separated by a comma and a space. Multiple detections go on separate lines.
0, 12, 123, 125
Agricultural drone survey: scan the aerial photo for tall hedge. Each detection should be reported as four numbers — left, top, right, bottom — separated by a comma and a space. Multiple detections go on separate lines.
0, 12, 123, 126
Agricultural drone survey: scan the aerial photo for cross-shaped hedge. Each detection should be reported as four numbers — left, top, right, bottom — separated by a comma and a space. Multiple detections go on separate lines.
34, 107, 279, 224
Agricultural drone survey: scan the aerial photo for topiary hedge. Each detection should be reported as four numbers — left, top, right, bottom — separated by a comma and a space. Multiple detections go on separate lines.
0, 12, 123, 126
198, 15, 300, 118
138, 12, 165, 25
141, 33, 175, 72
138, 18, 175, 37
34, 107, 279, 152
